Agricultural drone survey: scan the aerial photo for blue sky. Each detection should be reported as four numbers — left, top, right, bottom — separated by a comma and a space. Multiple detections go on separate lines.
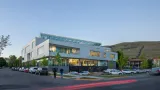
0, 0, 160, 57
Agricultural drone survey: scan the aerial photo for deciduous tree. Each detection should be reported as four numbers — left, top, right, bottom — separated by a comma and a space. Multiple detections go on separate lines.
41, 56, 48, 66
0, 35, 11, 56
31, 60, 36, 66
140, 53, 148, 69
0, 57, 7, 67
116, 50, 128, 70
8, 55, 17, 67
55, 52, 62, 66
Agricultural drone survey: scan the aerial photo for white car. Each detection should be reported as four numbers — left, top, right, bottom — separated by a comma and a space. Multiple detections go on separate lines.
21, 67, 25, 72
19, 68, 22, 71
104, 69, 117, 74
70, 71, 79, 75
29, 67, 38, 74
79, 71, 90, 75
109, 70, 123, 75
122, 69, 136, 74
134, 69, 145, 73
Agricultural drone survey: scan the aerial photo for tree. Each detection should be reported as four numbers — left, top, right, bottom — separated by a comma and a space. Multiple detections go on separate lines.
55, 52, 62, 66
41, 56, 48, 66
8, 55, 17, 67
140, 53, 148, 69
0, 35, 11, 56
148, 59, 153, 68
16, 56, 23, 67
0, 57, 7, 67
31, 60, 36, 66
116, 50, 128, 70
22, 62, 25, 67
26, 61, 30, 68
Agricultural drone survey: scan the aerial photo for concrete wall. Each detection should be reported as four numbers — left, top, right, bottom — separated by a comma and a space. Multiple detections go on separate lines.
22, 38, 50, 62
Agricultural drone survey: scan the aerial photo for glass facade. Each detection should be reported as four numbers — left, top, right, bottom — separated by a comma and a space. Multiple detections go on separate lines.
80, 59, 98, 66
69, 59, 79, 66
50, 44, 80, 54
104, 52, 106, 58
110, 54, 115, 60
41, 33, 101, 46
90, 50, 100, 57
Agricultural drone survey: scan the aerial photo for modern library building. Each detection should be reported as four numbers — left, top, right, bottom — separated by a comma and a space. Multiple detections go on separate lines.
21, 33, 118, 72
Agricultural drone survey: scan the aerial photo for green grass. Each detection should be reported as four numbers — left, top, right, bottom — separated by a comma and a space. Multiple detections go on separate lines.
79, 77, 98, 79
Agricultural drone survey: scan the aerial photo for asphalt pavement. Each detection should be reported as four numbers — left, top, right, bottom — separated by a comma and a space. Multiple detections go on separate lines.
0, 68, 160, 90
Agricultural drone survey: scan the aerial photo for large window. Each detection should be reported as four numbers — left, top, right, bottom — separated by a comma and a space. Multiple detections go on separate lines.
50, 45, 80, 54
50, 46, 56, 52
37, 46, 44, 55
104, 52, 106, 58
69, 59, 80, 66
80, 59, 98, 66
90, 51, 100, 57
110, 54, 115, 60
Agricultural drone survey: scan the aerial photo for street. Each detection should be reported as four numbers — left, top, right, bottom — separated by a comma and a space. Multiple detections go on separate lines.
0, 68, 160, 90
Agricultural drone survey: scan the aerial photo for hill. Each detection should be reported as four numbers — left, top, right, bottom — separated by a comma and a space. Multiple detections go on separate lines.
107, 41, 160, 59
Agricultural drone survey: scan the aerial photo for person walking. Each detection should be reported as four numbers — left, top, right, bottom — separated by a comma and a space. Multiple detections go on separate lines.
52, 68, 57, 79
60, 68, 64, 79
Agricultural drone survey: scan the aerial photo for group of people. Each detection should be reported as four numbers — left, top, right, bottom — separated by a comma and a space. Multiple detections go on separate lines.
52, 68, 64, 79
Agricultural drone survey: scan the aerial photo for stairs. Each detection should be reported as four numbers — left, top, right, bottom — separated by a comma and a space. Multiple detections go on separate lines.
136, 46, 144, 58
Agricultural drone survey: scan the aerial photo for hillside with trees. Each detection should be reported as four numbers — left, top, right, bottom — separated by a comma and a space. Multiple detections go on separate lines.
107, 41, 160, 59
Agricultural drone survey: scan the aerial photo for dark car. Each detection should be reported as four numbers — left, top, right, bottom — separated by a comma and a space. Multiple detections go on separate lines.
35, 67, 48, 75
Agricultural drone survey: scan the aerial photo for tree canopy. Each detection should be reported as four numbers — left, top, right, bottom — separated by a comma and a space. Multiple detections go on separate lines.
140, 53, 148, 69
116, 50, 128, 70
41, 56, 48, 66
0, 35, 11, 56
55, 52, 62, 66
0, 57, 7, 67
31, 60, 36, 66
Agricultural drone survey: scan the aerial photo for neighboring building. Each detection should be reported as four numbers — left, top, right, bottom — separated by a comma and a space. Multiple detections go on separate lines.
21, 33, 118, 72
152, 58, 160, 67
128, 58, 142, 69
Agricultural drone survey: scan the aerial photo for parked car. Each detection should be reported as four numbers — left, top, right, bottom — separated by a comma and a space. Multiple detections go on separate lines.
79, 71, 90, 75
109, 70, 123, 75
20, 67, 25, 72
103, 69, 116, 74
24, 68, 29, 73
15, 67, 20, 71
35, 67, 48, 75
150, 67, 160, 75
133, 69, 145, 73
70, 71, 79, 75
19, 68, 22, 71
144, 69, 151, 73
29, 67, 38, 74
122, 69, 136, 74
12, 67, 15, 71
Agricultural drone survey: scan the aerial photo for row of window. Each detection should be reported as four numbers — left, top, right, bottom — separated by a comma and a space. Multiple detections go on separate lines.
49, 45, 80, 54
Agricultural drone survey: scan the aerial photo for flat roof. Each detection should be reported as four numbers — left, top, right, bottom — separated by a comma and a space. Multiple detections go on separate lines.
40, 33, 102, 46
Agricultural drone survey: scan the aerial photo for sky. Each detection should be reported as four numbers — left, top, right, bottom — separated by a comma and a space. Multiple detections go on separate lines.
0, 0, 160, 57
